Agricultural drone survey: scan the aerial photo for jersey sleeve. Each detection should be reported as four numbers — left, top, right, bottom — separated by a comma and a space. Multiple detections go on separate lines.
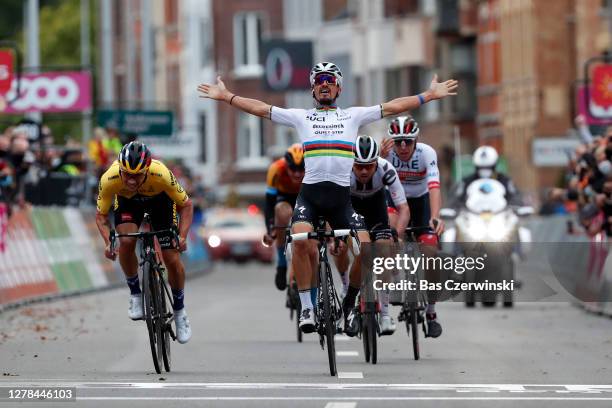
160, 164, 190, 206
423, 146, 440, 190
348, 105, 384, 127
270, 107, 303, 128
380, 159, 406, 206
96, 168, 117, 215
265, 161, 280, 195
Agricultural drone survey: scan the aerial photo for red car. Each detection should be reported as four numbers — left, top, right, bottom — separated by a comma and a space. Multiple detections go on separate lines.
201, 208, 273, 263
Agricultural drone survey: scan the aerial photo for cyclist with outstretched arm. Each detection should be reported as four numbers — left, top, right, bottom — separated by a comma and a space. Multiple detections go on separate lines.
198, 62, 457, 333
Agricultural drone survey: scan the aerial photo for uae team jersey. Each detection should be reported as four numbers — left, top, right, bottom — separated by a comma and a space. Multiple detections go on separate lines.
270, 105, 383, 187
385, 143, 440, 198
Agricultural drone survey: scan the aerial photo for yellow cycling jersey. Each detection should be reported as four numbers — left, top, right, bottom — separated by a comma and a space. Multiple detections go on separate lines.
96, 159, 189, 215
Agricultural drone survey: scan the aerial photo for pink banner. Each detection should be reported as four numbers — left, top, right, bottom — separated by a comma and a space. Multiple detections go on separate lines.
3, 71, 92, 113
576, 85, 612, 126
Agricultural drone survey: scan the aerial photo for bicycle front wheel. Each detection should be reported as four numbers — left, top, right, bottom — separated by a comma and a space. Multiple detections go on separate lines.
408, 303, 419, 360
143, 260, 161, 374
321, 262, 337, 376
159, 276, 171, 372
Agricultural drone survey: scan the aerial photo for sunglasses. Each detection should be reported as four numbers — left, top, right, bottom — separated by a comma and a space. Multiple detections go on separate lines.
354, 162, 377, 171
394, 139, 415, 147
314, 74, 338, 86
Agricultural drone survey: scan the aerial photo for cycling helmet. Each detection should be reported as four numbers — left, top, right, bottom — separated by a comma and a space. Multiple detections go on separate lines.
473, 146, 499, 178
118, 141, 152, 174
388, 116, 419, 139
354, 135, 379, 164
284, 143, 305, 171
309, 62, 343, 88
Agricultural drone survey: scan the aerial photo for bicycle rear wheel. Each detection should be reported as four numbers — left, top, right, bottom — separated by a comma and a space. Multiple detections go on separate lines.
321, 262, 337, 376
143, 260, 162, 374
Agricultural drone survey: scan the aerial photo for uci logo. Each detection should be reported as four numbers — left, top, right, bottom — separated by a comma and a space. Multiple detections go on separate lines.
306, 115, 325, 122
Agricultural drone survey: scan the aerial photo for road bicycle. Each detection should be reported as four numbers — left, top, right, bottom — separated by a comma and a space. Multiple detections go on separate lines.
110, 213, 178, 374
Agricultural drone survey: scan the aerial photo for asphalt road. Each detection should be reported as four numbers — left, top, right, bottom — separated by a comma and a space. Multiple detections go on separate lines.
1, 260, 612, 407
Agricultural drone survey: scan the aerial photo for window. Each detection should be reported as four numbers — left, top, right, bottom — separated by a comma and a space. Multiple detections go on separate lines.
237, 112, 265, 161
233, 13, 264, 76
200, 18, 212, 68
199, 113, 207, 163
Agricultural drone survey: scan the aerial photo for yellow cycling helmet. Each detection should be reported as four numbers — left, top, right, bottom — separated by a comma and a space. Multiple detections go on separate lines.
284, 143, 304, 171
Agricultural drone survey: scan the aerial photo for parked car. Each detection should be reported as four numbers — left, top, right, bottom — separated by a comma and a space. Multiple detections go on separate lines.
201, 207, 273, 263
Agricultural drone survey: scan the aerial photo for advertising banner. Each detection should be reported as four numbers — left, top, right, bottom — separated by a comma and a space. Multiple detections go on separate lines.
2, 71, 92, 113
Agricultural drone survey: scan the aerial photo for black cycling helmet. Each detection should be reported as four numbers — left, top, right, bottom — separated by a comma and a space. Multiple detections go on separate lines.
118, 141, 152, 174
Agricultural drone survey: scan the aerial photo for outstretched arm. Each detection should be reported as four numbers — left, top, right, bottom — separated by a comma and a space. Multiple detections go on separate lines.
197, 76, 272, 119
381, 74, 458, 117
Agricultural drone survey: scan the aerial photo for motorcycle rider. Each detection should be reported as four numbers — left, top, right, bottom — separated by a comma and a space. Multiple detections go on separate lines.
453, 146, 521, 207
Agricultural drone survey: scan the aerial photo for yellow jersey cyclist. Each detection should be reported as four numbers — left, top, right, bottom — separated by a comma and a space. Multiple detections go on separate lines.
198, 62, 458, 333
262, 143, 305, 290
95, 141, 194, 344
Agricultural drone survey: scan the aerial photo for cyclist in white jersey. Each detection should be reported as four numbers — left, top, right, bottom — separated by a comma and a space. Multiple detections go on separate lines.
198, 63, 458, 333
381, 116, 444, 338
334, 135, 410, 336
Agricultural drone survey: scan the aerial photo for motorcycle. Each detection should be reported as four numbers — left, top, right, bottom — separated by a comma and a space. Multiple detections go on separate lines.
440, 178, 533, 307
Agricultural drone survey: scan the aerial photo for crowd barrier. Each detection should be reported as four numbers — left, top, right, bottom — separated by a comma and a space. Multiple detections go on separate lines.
0, 206, 210, 312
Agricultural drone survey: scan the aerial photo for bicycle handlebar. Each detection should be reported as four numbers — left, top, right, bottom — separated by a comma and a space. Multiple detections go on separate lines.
109, 227, 179, 252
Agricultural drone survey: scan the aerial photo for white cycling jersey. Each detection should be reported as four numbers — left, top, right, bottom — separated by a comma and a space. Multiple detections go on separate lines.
385, 143, 440, 198
270, 105, 383, 187
350, 157, 407, 207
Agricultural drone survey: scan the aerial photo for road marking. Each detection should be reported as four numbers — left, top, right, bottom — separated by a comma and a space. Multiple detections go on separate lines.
336, 351, 359, 357
337, 372, 363, 379
76, 397, 612, 401
324, 403, 356, 408
335, 335, 351, 342
2, 382, 612, 389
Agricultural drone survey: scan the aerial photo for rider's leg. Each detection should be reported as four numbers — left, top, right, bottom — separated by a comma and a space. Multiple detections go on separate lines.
291, 222, 317, 309
274, 201, 293, 290
162, 249, 186, 310
333, 246, 350, 297
116, 223, 139, 292
343, 229, 370, 313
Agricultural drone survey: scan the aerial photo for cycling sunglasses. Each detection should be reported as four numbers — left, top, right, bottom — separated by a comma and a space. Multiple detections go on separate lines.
354, 162, 377, 171
314, 74, 338, 86
394, 138, 415, 147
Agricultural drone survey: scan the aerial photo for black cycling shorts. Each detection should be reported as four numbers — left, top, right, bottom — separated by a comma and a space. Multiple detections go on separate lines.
407, 192, 433, 235
276, 193, 297, 209
351, 189, 392, 241
292, 182, 366, 231
113, 193, 178, 250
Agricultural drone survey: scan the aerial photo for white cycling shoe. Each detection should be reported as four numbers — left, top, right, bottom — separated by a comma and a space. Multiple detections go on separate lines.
380, 315, 396, 335
174, 309, 192, 344
128, 294, 144, 320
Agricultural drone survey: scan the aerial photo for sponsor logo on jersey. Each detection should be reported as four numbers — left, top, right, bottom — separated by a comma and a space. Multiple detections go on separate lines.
306, 115, 326, 122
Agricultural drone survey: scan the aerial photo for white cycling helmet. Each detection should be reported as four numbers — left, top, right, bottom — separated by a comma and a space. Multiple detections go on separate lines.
354, 135, 379, 164
309, 62, 343, 88
387, 116, 419, 139
473, 146, 499, 178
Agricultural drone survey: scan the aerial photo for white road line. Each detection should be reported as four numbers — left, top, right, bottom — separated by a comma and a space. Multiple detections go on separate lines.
2, 382, 612, 393
335, 335, 351, 342
324, 403, 357, 408
76, 397, 612, 401
336, 351, 359, 357
337, 372, 364, 379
